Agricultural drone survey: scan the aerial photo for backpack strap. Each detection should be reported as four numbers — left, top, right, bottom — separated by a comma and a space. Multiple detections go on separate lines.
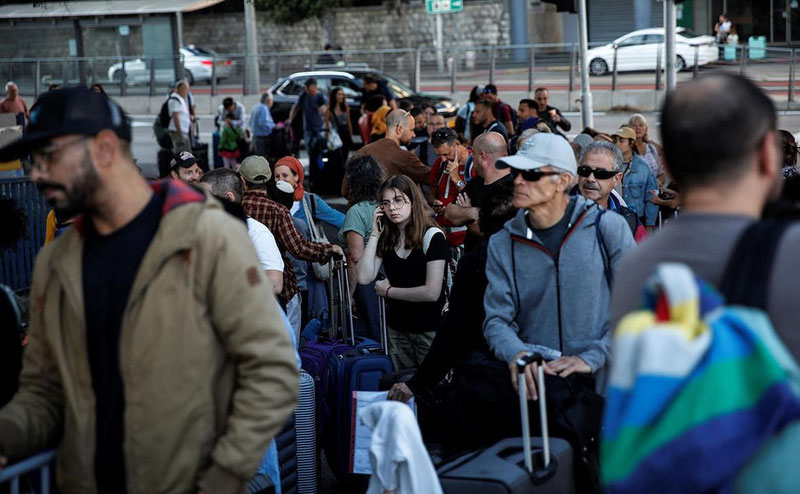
595, 208, 613, 288
719, 221, 792, 310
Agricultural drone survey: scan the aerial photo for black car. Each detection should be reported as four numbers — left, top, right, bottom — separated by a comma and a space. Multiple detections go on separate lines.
268, 68, 459, 134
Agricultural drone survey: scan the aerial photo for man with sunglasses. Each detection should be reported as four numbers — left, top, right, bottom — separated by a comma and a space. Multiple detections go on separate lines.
0, 87, 299, 493
576, 141, 647, 242
483, 133, 634, 402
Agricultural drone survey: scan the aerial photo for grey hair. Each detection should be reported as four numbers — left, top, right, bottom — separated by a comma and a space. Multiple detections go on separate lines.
628, 113, 648, 128
260, 90, 273, 104
5, 81, 17, 90
579, 140, 623, 171
516, 128, 539, 151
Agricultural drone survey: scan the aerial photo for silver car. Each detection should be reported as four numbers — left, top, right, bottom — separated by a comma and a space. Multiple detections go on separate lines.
107, 45, 235, 85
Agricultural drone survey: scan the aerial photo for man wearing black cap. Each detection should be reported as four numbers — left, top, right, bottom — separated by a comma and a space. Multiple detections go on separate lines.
0, 87, 298, 493
169, 150, 204, 183
481, 84, 515, 137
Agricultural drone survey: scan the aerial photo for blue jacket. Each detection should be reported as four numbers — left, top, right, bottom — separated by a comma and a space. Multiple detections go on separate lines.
483, 195, 634, 374
293, 193, 345, 230
621, 155, 658, 226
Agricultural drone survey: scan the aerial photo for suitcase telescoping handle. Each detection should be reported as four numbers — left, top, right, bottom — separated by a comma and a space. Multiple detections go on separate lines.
336, 256, 357, 346
516, 353, 550, 473
377, 275, 390, 356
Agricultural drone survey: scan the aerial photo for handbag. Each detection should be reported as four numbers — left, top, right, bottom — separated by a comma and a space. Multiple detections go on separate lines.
302, 195, 333, 281
326, 125, 343, 151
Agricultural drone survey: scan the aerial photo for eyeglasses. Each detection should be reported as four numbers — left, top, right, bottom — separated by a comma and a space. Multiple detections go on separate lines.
31, 135, 90, 171
509, 168, 562, 181
379, 196, 408, 210
577, 165, 619, 180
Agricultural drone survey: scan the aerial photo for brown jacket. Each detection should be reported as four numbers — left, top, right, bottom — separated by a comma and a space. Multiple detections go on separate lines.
0, 181, 299, 493
343, 138, 432, 199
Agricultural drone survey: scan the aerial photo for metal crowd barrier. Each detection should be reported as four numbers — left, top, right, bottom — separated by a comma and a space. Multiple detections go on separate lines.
0, 178, 48, 293
0, 449, 57, 494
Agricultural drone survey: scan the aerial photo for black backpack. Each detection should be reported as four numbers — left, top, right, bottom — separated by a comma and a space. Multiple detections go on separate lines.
153, 95, 180, 150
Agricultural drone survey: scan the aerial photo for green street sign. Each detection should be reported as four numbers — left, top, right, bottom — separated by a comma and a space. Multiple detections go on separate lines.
426, 0, 463, 14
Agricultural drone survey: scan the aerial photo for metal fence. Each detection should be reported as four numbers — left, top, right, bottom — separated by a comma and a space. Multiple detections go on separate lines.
2, 42, 797, 104
1, 178, 48, 293
0, 449, 57, 494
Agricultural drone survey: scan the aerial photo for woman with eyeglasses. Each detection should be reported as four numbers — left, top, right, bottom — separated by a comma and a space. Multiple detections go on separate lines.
357, 174, 451, 370
611, 126, 658, 229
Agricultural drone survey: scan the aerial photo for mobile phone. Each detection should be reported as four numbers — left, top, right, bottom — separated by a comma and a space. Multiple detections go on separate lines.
658, 189, 673, 200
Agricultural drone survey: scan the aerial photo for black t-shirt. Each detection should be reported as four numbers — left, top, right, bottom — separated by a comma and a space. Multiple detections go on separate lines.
83, 192, 162, 493
462, 173, 515, 252
528, 196, 577, 258
382, 228, 451, 334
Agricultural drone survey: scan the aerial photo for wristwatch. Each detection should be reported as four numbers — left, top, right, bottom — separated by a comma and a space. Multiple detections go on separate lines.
456, 180, 466, 189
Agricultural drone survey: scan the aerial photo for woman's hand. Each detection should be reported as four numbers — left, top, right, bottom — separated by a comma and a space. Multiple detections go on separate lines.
375, 278, 390, 298
371, 206, 385, 237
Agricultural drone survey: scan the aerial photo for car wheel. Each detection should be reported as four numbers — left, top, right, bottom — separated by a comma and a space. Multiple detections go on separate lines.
589, 58, 608, 76
111, 70, 121, 82
675, 55, 686, 72
183, 70, 194, 85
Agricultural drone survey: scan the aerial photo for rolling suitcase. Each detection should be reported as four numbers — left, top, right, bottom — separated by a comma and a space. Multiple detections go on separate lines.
437, 353, 575, 494
322, 260, 394, 479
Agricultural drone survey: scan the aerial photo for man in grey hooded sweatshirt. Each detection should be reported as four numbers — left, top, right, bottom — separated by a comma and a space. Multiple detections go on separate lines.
483, 133, 635, 400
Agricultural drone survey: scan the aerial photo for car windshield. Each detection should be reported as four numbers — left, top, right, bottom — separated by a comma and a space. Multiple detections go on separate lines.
184, 46, 218, 56
379, 74, 413, 98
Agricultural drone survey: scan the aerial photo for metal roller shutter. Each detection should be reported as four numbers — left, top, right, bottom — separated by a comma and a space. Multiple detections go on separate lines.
589, 0, 635, 43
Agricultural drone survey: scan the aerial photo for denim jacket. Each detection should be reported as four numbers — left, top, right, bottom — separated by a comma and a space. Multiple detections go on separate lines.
620, 155, 658, 226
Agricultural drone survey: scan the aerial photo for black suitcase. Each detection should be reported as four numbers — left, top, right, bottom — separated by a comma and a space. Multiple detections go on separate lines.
192, 142, 210, 172
437, 353, 575, 494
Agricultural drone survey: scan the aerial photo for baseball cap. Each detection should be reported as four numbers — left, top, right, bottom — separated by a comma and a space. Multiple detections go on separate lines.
170, 151, 198, 171
482, 84, 498, 94
0, 85, 131, 162
239, 155, 272, 184
573, 133, 594, 150
496, 133, 577, 175
612, 126, 636, 141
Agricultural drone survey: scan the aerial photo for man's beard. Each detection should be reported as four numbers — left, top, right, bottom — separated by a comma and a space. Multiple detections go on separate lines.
36, 150, 101, 220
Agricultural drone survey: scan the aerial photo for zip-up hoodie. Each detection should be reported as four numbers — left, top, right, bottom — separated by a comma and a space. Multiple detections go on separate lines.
483, 195, 634, 374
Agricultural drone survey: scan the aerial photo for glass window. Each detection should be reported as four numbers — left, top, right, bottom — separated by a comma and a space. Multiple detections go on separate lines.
184, 46, 217, 56
644, 34, 664, 44
618, 35, 647, 47
280, 79, 305, 96
331, 78, 361, 99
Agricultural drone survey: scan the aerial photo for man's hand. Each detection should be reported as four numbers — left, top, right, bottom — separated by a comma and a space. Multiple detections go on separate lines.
509, 351, 554, 401
446, 160, 460, 184
549, 109, 560, 123
455, 192, 471, 208
387, 382, 414, 402
375, 278, 390, 298
331, 244, 345, 259
547, 356, 591, 378
431, 199, 445, 215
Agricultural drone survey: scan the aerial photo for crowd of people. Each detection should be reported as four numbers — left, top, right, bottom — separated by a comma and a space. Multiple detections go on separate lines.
1, 68, 800, 494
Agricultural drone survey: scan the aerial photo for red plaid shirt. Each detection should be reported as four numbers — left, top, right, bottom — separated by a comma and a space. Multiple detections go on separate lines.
243, 190, 334, 302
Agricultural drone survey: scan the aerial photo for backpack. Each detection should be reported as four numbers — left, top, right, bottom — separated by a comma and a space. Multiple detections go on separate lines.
601, 221, 800, 494
499, 101, 517, 129
153, 95, 180, 150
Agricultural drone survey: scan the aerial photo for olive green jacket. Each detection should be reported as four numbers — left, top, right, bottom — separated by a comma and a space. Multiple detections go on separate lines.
0, 182, 299, 493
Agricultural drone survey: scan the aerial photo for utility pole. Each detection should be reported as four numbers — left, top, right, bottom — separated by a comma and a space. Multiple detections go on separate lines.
244, 0, 260, 95
577, 0, 593, 128
664, 0, 677, 93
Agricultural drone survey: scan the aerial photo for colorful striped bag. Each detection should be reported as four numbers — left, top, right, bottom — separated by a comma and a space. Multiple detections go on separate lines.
601, 263, 800, 494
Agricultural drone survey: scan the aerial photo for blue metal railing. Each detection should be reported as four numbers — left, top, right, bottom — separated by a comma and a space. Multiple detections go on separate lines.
0, 449, 57, 494
1, 178, 48, 292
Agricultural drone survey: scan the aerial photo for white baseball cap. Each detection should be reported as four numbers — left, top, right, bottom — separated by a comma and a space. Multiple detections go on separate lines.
496, 133, 577, 175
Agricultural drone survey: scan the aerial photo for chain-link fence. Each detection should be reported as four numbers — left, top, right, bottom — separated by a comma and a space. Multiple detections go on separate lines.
4, 42, 797, 107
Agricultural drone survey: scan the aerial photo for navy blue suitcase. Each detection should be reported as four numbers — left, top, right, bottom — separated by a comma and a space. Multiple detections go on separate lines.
321, 261, 394, 478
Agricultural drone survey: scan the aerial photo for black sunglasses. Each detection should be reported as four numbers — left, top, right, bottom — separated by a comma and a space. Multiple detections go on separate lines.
577, 165, 618, 180
510, 168, 562, 181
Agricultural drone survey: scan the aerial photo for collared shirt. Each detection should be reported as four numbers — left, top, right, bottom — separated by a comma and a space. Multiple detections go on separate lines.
243, 190, 334, 302
250, 103, 275, 137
